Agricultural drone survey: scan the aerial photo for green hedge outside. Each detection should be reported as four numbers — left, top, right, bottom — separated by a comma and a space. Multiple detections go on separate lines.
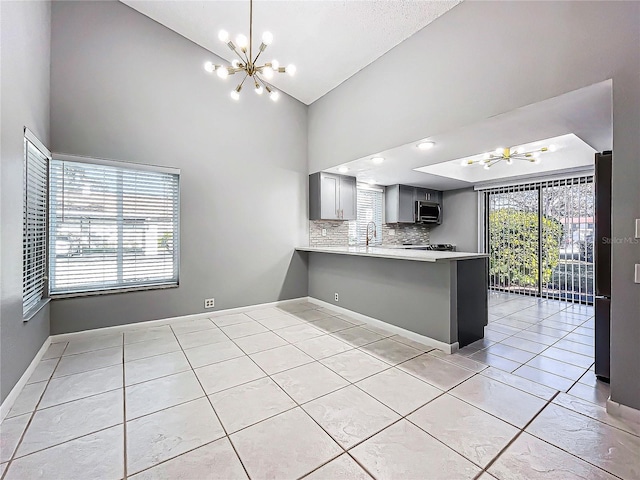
489, 209, 563, 288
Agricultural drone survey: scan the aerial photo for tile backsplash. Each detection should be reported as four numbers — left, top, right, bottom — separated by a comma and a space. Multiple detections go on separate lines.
309, 221, 351, 246
381, 224, 430, 245
309, 221, 429, 247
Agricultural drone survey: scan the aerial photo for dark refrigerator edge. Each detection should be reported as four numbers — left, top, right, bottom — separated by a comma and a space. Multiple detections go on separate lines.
594, 151, 612, 382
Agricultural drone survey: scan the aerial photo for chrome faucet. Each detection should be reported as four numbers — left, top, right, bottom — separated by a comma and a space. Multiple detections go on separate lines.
366, 221, 377, 246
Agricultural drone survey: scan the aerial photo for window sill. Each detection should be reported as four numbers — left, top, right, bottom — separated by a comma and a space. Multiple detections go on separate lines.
50, 283, 179, 300
23, 298, 51, 322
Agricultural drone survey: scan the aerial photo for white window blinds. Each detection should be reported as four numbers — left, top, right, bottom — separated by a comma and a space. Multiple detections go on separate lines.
49, 157, 180, 295
351, 186, 383, 245
23, 135, 50, 316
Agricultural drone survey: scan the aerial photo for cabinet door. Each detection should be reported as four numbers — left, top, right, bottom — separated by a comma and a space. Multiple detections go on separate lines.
339, 175, 357, 220
320, 174, 340, 220
398, 185, 416, 223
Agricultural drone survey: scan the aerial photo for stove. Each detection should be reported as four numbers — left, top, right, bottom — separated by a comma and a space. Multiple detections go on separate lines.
401, 243, 456, 251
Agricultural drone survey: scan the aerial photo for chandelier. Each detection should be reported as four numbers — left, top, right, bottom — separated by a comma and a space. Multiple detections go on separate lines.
461, 145, 557, 170
203, 0, 295, 102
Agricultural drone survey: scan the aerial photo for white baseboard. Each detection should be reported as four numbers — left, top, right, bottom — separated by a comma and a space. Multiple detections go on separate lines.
1, 336, 52, 422
606, 397, 640, 428
308, 297, 457, 354
49, 297, 309, 344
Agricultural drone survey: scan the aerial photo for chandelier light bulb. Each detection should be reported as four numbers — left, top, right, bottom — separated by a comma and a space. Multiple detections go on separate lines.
218, 30, 229, 42
271, 59, 280, 70
506, 158, 513, 165
217, 67, 229, 79
483, 163, 490, 170
270, 90, 280, 102
262, 31, 273, 45
255, 84, 264, 95
230, 90, 240, 100
548, 144, 558, 152
286, 64, 297, 76
231, 59, 240, 68
236, 34, 248, 49
263, 66, 274, 79
534, 157, 542, 164
460, 159, 469, 167
204, 61, 215, 73
494, 147, 504, 155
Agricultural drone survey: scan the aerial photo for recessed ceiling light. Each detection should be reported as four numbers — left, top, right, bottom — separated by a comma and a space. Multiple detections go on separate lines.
371, 157, 384, 164
338, 166, 349, 173
417, 141, 435, 150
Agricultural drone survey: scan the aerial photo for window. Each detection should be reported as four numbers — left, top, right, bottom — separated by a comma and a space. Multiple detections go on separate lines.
350, 185, 383, 245
49, 156, 180, 295
23, 130, 50, 317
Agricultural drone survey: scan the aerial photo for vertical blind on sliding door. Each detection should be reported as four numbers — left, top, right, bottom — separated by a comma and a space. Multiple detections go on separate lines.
49, 157, 180, 295
481, 175, 594, 304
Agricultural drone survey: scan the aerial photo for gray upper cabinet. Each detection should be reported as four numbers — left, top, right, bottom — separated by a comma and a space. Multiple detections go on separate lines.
309, 172, 357, 221
385, 184, 443, 224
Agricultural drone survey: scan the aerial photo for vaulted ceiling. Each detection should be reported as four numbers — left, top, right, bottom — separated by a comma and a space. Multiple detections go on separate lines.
121, 0, 461, 104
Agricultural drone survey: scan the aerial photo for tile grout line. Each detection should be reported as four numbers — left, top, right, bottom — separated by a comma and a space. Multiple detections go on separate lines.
121, 332, 128, 480
476, 390, 561, 478
0, 342, 69, 480
167, 321, 254, 480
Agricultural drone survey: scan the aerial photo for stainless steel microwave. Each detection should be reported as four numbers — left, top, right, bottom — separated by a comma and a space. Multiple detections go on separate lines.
415, 201, 442, 224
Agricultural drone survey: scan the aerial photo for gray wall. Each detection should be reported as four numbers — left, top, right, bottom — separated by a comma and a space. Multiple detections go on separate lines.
309, 1, 640, 409
49, 1, 309, 334
0, 1, 51, 403
430, 188, 479, 253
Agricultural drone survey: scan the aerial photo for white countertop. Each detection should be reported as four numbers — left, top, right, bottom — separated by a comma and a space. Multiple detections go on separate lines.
295, 246, 488, 262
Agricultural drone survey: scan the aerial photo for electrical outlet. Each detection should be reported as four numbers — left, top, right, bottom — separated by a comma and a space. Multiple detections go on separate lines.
204, 298, 215, 309
322, 228, 327, 237
334, 292, 339, 302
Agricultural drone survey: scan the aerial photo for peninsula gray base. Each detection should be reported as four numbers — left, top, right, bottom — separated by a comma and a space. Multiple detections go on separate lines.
306, 251, 487, 347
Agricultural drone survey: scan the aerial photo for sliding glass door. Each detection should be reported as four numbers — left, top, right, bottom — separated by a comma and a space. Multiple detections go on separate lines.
484, 176, 594, 304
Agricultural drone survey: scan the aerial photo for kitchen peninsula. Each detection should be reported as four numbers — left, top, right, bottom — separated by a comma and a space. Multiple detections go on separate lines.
296, 246, 489, 351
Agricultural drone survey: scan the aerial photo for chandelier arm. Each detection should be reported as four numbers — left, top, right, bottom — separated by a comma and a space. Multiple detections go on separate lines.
253, 48, 265, 65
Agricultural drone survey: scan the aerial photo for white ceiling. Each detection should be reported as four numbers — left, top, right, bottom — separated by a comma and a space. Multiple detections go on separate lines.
120, 0, 461, 105
324, 80, 612, 190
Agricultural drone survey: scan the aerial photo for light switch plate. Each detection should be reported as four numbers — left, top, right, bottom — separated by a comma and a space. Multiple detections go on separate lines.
635, 219, 640, 239
635, 264, 640, 284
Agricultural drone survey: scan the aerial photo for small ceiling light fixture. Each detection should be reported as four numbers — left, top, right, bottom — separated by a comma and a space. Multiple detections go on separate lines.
338, 166, 349, 173
371, 157, 384, 165
417, 141, 435, 151
460, 144, 555, 169
203, 0, 295, 102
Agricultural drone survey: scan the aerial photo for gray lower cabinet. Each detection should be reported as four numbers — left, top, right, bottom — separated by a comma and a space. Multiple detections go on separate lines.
309, 172, 357, 221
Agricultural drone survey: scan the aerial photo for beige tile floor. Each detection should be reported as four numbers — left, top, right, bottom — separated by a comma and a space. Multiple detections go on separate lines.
1, 294, 639, 479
